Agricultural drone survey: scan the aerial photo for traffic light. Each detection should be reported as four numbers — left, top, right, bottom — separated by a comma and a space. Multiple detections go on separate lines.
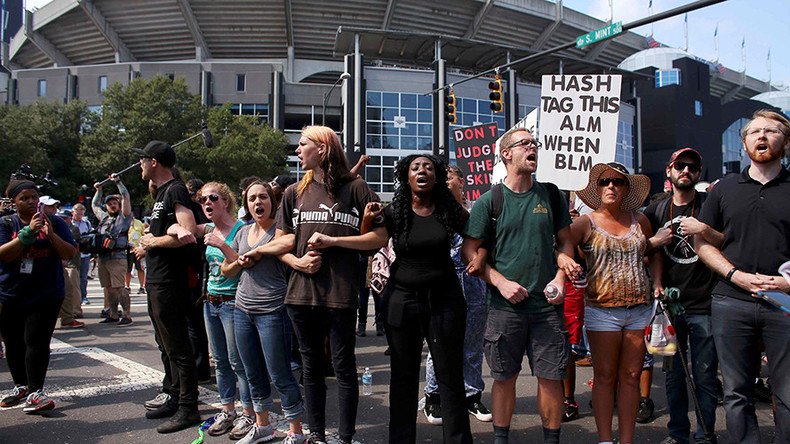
445, 89, 457, 124
489, 75, 503, 113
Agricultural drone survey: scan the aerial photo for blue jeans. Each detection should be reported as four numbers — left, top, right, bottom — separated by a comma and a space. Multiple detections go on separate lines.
204, 300, 251, 408
79, 256, 91, 300
712, 295, 790, 444
664, 314, 718, 444
234, 306, 304, 419
425, 270, 487, 397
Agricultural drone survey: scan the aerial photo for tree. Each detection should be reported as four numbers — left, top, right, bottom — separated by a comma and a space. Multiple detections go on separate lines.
176, 105, 289, 192
0, 101, 89, 202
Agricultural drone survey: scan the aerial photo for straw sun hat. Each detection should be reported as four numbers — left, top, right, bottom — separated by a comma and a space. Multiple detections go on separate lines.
577, 162, 651, 211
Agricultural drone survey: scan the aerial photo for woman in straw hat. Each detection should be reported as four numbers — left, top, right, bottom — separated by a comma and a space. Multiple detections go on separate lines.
557, 162, 663, 444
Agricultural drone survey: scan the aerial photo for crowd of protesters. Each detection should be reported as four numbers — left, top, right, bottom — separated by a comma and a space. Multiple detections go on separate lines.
1, 109, 789, 444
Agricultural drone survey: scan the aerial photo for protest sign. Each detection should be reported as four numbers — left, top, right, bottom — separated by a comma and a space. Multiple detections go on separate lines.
453, 123, 498, 202
537, 74, 621, 190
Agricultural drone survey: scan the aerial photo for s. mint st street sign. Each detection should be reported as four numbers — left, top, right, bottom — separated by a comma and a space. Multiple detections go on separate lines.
576, 21, 623, 48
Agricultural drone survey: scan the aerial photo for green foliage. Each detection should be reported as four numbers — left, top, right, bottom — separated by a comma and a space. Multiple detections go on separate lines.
0, 100, 89, 201
177, 105, 289, 192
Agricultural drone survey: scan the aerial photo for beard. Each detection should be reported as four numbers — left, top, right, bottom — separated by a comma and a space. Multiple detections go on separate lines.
670, 174, 695, 191
746, 145, 784, 164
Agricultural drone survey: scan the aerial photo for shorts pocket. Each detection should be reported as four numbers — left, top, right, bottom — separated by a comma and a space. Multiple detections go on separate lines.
483, 331, 505, 374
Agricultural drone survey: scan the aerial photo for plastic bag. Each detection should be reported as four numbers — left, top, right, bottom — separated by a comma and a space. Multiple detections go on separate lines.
644, 300, 678, 356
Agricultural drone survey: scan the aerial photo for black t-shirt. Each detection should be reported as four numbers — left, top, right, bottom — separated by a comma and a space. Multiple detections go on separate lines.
643, 194, 716, 314
146, 179, 197, 285
699, 167, 790, 301
386, 205, 457, 291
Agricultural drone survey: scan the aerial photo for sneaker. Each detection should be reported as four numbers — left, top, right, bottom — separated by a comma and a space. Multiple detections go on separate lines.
145, 396, 179, 419
82, 298, 90, 305
284, 431, 307, 444
100, 308, 109, 318
229, 413, 255, 440
575, 355, 593, 367
305, 432, 327, 444
207, 410, 237, 436
138, 287, 146, 294
1, 385, 28, 407
356, 323, 366, 337
157, 406, 201, 434
236, 424, 275, 444
144, 392, 171, 410
636, 396, 655, 423
659, 437, 682, 444
467, 398, 492, 422
118, 317, 133, 327
99, 317, 120, 324
423, 394, 442, 425
22, 390, 55, 413
754, 378, 772, 403
61, 320, 85, 329
562, 398, 580, 422
125, 287, 131, 292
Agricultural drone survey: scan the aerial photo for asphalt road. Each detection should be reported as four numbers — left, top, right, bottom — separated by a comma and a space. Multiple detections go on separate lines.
0, 276, 780, 443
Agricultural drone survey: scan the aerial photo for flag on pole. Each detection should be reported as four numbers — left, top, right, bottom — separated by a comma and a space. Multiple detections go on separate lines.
684, 13, 688, 51
714, 23, 719, 62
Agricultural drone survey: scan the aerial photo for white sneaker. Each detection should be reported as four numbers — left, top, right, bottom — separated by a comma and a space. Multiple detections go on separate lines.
229, 413, 255, 440
236, 424, 276, 444
207, 409, 237, 436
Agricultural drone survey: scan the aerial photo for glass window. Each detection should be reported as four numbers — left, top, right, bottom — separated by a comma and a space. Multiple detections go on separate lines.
694, 100, 703, 117
655, 69, 681, 88
722, 118, 749, 174
98, 76, 108, 93
37, 79, 47, 97
615, 120, 636, 172
236, 74, 246, 92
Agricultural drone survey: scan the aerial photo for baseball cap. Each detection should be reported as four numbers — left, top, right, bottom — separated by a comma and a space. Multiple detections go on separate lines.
669, 147, 702, 165
39, 195, 60, 206
104, 194, 121, 204
56, 209, 72, 219
133, 140, 176, 168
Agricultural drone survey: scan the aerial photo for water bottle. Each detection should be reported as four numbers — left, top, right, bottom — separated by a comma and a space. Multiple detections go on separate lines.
362, 367, 373, 395
544, 283, 560, 302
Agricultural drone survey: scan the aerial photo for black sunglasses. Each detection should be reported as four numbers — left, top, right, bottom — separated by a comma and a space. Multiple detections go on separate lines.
598, 177, 628, 187
199, 194, 221, 204
671, 161, 701, 173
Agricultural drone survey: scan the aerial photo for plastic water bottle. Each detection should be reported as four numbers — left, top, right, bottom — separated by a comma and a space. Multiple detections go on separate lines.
362, 367, 373, 395
544, 283, 560, 302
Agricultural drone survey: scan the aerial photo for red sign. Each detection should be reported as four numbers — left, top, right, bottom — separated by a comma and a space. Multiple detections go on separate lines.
453, 123, 498, 202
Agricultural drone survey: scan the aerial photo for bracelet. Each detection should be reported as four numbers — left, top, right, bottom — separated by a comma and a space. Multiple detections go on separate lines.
725, 267, 739, 282
17, 226, 36, 246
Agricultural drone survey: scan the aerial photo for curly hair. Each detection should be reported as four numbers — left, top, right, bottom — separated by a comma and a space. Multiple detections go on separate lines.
296, 125, 355, 198
198, 181, 237, 216
390, 154, 467, 249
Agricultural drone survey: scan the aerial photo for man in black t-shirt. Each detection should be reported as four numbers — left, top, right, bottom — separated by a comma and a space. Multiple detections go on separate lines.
134, 140, 201, 434
697, 110, 790, 442
644, 148, 721, 444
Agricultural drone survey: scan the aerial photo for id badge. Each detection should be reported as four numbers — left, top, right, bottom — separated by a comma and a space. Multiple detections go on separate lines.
20, 258, 34, 275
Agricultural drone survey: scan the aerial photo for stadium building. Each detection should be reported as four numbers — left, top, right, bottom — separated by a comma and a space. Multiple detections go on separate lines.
0, 0, 784, 196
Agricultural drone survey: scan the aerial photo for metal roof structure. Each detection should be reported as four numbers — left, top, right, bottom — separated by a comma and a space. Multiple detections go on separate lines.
5, 0, 775, 100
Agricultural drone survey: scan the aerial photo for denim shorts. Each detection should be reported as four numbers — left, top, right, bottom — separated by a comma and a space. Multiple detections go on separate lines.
584, 304, 652, 332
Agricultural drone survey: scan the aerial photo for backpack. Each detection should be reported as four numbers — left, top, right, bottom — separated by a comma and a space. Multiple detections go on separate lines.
485, 181, 564, 262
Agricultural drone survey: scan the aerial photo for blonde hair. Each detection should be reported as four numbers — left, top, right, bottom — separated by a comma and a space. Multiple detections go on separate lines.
296, 125, 353, 197
199, 181, 237, 216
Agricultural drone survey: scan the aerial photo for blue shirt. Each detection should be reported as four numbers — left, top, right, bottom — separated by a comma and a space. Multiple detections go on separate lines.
205, 220, 244, 296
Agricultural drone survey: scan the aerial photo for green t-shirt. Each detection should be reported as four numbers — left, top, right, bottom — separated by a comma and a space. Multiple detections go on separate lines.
465, 182, 571, 314
205, 220, 244, 296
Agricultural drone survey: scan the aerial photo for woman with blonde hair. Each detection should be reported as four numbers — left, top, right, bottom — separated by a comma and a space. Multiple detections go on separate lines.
275, 125, 380, 444
557, 162, 662, 444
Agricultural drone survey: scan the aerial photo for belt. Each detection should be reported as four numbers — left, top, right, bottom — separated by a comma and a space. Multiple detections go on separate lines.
207, 294, 235, 305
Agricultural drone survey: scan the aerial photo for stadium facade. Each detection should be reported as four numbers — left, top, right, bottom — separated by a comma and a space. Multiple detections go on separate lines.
0, 0, 784, 196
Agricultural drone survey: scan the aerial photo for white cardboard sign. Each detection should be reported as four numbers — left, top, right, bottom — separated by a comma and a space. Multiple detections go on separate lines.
536, 74, 621, 191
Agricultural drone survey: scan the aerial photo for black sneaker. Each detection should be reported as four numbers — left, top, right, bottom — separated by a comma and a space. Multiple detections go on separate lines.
356, 323, 366, 337
754, 378, 772, 403
156, 406, 201, 434
423, 394, 442, 425
467, 398, 492, 422
1, 385, 28, 408
145, 396, 178, 419
99, 317, 119, 324
100, 308, 109, 318
636, 397, 655, 423
563, 398, 580, 422
118, 317, 133, 327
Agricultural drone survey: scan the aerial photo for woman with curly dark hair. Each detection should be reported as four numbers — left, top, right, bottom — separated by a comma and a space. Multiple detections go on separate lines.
308, 154, 472, 443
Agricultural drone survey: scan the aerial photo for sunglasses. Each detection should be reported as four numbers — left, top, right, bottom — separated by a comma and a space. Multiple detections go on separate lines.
598, 177, 628, 187
671, 161, 701, 173
199, 194, 221, 204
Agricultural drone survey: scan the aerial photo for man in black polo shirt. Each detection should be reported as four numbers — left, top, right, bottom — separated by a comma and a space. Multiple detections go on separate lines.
645, 147, 721, 444
697, 109, 790, 443
135, 140, 201, 433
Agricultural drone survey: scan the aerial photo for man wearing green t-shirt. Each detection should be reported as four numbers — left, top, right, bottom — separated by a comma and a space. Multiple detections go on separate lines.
462, 127, 575, 444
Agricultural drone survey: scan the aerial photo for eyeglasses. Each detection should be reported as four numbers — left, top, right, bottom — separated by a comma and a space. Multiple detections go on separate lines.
744, 126, 787, 137
597, 177, 628, 187
506, 139, 542, 150
671, 161, 701, 173
199, 194, 220, 204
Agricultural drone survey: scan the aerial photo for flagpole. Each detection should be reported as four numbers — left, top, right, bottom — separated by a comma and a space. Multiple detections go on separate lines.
767, 48, 771, 84
649, 0, 654, 37
741, 37, 745, 73
714, 23, 719, 62
684, 13, 688, 51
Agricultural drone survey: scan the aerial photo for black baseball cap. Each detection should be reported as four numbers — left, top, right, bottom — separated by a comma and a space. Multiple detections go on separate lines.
134, 140, 176, 168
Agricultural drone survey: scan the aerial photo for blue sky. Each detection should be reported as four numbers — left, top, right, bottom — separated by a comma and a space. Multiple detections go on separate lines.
564, 0, 788, 91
